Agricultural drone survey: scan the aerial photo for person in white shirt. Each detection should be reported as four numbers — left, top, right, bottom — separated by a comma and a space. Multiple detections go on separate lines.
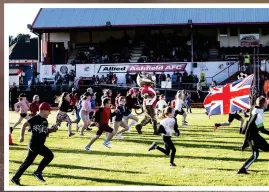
148, 107, 179, 166
156, 95, 168, 116
175, 91, 188, 126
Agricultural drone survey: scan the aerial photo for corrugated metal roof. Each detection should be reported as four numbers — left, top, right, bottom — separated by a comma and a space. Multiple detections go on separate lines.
32, 8, 269, 29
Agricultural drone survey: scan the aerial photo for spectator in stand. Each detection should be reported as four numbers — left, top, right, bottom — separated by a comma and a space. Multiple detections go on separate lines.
244, 53, 251, 74
172, 72, 177, 87
167, 74, 171, 81
112, 74, 118, 84
100, 75, 106, 84
95, 75, 100, 85
43, 78, 51, 91
160, 72, 166, 82
9, 82, 18, 111
63, 72, 70, 92
238, 52, 245, 72
188, 72, 194, 90
125, 72, 132, 85
69, 70, 76, 91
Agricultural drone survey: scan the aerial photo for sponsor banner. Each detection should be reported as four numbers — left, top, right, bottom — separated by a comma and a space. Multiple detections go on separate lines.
98, 65, 128, 73
97, 63, 187, 73
40, 64, 74, 79
128, 63, 187, 72
76, 64, 95, 77
240, 34, 259, 46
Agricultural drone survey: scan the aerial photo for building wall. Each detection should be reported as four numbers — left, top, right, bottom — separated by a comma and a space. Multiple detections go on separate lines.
49, 32, 70, 49
219, 28, 269, 47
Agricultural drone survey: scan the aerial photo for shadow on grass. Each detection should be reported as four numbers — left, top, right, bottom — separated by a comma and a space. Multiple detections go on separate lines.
9, 146, 268, 162
9, 160, 143, 174
20, 172, 168, 186
206, 167, 266, 173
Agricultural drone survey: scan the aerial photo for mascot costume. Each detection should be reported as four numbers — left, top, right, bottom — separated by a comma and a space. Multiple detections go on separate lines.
135, 72, 158, 135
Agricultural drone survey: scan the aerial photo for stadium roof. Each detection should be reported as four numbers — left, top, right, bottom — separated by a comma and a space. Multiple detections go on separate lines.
32, 8, 269, 30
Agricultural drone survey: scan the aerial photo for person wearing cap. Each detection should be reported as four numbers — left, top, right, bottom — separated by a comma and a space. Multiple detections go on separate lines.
10, 93, 31, 133
11, 102, 57, 186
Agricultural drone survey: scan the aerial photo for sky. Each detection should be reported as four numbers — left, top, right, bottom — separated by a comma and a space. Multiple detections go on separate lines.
5, 5, 40, 37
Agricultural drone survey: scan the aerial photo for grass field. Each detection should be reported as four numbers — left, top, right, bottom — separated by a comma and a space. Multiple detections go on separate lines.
8, 109, 269, 186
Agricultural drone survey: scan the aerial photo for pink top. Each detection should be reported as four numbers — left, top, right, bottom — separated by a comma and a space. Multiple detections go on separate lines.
80, 100, 92, 115
14, 100, 30, 113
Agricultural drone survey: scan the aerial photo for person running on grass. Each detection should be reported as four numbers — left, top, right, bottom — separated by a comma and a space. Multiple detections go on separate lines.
29, 95, 40, 117
69, 88, 78, 115
121, 88, 140, 134
148, 106, 180, 166
79, 92, 94, 136
51, 92, 75, 137
115, 92, 121, 108
214, 111, 244, 133
114, 96, 131, 139
156, 94, 168, 116
11, 102, 57, 186
238, 96, 269, 174
75, 95, 83, 132
10, 93, 31, 133
174, 91, 188, 126
85, 98, 118, 151
185, 91, 194, 113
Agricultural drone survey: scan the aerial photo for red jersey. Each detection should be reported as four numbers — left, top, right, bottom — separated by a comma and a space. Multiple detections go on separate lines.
171, 100, 176, 109
70, 94, 78, 106
140, 85, 157, 107
30, 101, 40, 116
100, 108, 111, 124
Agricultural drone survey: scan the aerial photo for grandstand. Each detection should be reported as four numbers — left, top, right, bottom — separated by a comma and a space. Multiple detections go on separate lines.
13, 8, 268, 104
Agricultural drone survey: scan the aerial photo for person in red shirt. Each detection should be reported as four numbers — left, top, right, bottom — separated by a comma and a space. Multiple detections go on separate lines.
84, 98, 118, 151
30, 95, 40, 117
69, 88, 78, 115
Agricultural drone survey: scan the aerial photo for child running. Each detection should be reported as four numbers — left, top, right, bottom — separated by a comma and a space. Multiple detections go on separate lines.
51, 92, 75, 137
70, 88, 78, 115
121, 88, 140, 134
10, 93, 31, 133
214, 111, 244, 133
185, 91, 193, 113
75, 95, 83, 132
148, 106, 180, 166
11, 102, 57, 186
30, 95, 40, 117
175, 91, 188, 126
238, 96, 269, 174
79, 92, 94, 136
156, 94, 168, 116
114, 96, 130, 139
85, 98, 118, 151
115, 92, 121, 108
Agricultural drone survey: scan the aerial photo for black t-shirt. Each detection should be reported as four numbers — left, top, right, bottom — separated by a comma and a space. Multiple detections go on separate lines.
28, 115, 49, 148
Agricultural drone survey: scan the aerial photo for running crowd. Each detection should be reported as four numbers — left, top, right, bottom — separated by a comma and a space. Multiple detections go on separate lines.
9, 87, 269, 186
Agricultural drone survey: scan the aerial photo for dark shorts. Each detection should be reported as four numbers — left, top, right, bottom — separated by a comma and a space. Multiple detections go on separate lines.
89, 112, 94, 119
228, 113, 242, 123
175, 109, 185, 116
20, 113, 27, 118
96, 124, 113, 136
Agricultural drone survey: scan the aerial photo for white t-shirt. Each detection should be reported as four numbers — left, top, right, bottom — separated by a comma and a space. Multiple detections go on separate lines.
175, 99, 184, 111
157, 100, 168, 111
252, 108, 264, 128
160, 117, 176, 136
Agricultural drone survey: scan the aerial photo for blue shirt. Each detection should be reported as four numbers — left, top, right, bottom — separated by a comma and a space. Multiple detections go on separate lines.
172, 74, 177, 83
90, 99, 96, 109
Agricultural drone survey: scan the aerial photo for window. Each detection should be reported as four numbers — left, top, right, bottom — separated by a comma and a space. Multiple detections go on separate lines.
219, 28, 228, 36
240, 28, 259, 34
230, 28, 238, 36
261, 28, 269, 36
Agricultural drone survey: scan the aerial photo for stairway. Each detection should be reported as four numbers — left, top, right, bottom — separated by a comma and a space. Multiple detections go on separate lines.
209, 48, 219, 60
129, 42, 145, 63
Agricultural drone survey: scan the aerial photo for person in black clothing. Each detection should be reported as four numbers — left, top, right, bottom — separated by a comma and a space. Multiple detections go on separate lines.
238, 96, 269, 174
9, 82, 17, 111
51, 92, 75, 137
148, 107, 180, 166
11, 102, 57, 186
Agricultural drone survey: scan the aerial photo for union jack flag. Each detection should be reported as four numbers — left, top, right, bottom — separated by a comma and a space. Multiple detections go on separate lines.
203, 74, 254, 116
